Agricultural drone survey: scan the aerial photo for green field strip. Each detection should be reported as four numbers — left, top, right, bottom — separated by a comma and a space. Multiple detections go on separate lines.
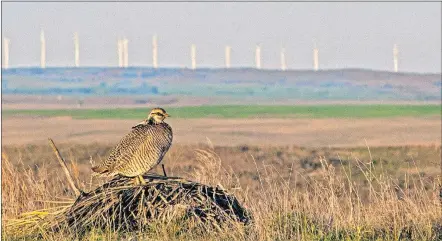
3, 105, 441, 119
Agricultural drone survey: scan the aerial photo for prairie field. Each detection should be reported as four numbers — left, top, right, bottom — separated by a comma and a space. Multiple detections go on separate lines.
2, 105, 442, 240
2, 142, 442, 240
2, 3, 441, 239
3, 104, 441, 119
2, 105, 441, 147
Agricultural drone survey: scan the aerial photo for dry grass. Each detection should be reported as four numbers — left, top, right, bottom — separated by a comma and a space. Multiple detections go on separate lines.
2, 144, 442, 240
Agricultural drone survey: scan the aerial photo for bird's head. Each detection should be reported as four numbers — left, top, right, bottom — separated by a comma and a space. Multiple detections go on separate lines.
147, 107, 170, 124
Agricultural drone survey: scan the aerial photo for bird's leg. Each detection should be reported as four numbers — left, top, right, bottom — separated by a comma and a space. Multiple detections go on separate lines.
138, 175, 146, 185
132, 175, 146, 185
133, 176, 140, 185
162, 164, 167, 177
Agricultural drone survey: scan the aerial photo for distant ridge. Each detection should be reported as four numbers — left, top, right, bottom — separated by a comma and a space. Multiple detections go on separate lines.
2, 67, 441, 101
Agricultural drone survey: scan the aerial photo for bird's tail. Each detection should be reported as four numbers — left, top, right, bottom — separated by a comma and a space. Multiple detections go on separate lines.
91, 165, 108, 174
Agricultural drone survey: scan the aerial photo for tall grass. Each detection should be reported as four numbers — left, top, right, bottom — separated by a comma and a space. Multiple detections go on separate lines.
2, 147, 441, 240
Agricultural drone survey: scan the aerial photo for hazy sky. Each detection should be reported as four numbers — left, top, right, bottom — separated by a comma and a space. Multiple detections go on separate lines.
2, 2, 441, 73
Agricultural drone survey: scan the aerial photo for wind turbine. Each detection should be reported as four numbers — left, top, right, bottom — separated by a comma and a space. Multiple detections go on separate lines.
280, 48, 287, 71
3, 38, 10, 69
74, 32, 79, 67
152, 34, 158, 68
40, 30, 46, 69
255, 45, 261, 69
191, 44, 196, 70
225, 45, 231, 68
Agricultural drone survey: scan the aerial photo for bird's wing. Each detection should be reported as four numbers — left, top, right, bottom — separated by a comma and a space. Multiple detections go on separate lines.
100, 125, 152, 172
127, 123, 173, 171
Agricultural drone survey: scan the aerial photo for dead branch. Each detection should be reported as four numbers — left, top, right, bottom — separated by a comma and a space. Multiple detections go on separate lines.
48, 138, 81, 196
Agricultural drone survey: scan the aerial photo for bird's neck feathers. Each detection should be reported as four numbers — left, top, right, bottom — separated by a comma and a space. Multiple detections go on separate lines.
132, 119, 150, 129
145, 115, 164, 125
132, 117, 164, 129
148, 117, 163, 125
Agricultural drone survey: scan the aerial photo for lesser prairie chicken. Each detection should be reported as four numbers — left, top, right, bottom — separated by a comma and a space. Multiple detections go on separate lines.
92, 108, 173, 185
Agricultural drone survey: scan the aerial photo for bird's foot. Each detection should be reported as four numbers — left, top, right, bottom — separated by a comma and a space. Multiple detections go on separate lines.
138, 175, 147, 185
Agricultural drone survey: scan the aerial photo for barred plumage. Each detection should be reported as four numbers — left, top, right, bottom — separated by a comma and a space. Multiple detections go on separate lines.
92, 108, 173, 183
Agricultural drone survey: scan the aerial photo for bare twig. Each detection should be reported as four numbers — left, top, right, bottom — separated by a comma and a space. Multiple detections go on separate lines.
48, 138, 81, 196
162, 164, 167, 177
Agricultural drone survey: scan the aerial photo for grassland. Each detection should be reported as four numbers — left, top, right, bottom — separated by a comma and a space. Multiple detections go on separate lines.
2, 104, 441, 240
2, 143, 441, 240
3, 104, 441, 119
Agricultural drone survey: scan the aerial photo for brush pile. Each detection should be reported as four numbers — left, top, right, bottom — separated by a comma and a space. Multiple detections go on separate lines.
6, 175, 251, 238
48, 174, 250, 235
5, 140, 251, 238
5, 175, 251, 238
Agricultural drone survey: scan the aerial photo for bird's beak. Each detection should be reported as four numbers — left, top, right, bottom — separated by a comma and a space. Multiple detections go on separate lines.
164, 113, 170, 117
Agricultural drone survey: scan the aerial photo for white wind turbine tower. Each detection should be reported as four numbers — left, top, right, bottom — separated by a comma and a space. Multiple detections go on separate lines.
225, 45, 231, 68
191, 44, 196, 70
313, 41, 319, 71
74, 32, 80, 67
40, 30, 46, 69
3, 38, 10, 69
255, 45, 261, 69
152, 34, 158, 68
280, 48, 287, 71
123, 38, 129, 68
393, 44, 399, 73
117, 39, 123, 67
